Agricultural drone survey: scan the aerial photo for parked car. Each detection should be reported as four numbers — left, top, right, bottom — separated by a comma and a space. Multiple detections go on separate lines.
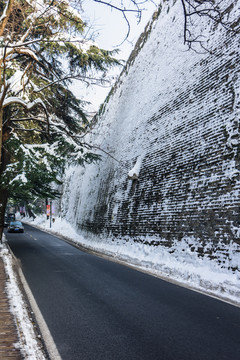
7, 221, 24, 233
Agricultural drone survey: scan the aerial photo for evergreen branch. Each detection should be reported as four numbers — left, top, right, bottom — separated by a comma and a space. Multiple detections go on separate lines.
13, 128, 46, 133
10, 117, 47, 124
3, 38, 99, 49
3, 116, 46, 128
0, 0, 129, 218
2, 38, 43, 49
33, 74, 111, 93
3, 97, 46, 111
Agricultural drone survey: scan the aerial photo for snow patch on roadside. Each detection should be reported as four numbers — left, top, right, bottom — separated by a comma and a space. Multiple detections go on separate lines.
0, 237, 46, 360
23, 216, 240, 307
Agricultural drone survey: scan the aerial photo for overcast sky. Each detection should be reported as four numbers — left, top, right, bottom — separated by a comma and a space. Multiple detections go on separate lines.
71, 0, 157, 113
82, 0, 157, 57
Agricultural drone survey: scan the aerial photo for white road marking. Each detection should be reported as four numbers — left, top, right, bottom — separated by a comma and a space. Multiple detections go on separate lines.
18, 268, 62, 360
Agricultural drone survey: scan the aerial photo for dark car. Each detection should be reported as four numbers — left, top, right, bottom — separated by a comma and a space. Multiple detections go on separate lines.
7, 221, 24, 233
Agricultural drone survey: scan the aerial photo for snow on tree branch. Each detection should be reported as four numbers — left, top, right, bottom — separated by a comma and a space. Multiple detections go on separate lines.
3, 97, 47, 111
0, 0, 13, 35
0, 0, 11, 22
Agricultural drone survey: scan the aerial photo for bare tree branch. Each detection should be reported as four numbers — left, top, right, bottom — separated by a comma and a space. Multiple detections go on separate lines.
93, 0, 142, 17
180, 0, 238, 52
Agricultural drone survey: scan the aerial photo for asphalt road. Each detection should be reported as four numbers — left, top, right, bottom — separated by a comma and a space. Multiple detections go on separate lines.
5, 224, 240, 360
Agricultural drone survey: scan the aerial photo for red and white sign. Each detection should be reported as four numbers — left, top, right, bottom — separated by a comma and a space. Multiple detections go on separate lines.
46, 205, 51, 216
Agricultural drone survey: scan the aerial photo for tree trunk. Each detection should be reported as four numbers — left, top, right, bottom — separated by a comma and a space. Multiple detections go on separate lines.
26, 202, 36, 220
0, 108, 2, 165
0, 144, 10, 243
0, 187, 8, 243
0, 0, 14, 36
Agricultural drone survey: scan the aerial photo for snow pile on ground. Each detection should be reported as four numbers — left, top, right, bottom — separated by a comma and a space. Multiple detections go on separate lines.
0, 237, 46, 360
23, 215, 240, 306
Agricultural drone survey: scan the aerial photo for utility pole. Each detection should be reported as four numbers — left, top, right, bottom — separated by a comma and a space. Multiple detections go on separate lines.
50, 200, 52, 228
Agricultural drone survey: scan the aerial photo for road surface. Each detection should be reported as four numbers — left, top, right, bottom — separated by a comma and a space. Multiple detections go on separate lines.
5, 224, 240, 360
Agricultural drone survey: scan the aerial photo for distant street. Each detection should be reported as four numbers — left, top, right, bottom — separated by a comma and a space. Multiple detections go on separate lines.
6, 224, 240, 360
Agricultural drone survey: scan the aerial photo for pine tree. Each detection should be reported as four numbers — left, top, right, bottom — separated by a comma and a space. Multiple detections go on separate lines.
0, 0, 121, 241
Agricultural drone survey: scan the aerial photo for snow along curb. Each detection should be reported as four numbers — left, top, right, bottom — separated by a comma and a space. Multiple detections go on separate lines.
0, 236, 47, 359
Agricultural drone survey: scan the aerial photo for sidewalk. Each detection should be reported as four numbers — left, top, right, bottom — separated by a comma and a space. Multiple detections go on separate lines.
0, 257, 22, 359
0, 240, 47, 360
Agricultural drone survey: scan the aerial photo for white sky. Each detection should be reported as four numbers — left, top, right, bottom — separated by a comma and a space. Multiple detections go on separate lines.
82, 0, 157, 57
71, 0, 158, 113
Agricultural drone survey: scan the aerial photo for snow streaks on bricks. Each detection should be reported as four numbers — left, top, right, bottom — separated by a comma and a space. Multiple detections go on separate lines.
60, 0, 240, 267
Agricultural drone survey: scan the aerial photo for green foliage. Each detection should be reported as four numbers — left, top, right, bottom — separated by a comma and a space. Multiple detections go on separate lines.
68, 45, 121, 72
1, 135, 63, 200
0, 0, 121, 204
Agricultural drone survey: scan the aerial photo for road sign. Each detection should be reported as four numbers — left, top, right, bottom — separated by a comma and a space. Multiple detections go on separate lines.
46, 205, 51, 216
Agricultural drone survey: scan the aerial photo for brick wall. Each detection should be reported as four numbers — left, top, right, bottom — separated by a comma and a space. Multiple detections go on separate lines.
61, 0, 240, 255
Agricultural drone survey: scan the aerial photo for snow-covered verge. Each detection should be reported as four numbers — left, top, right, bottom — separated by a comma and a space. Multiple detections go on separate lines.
0, 237, 46, 360
23, 215, 240, 307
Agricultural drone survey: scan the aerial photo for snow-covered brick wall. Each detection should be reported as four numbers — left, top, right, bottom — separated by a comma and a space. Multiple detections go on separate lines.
60, 0, 240, 269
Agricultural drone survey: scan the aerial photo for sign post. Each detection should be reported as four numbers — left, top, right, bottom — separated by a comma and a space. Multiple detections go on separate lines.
50, 200, 52, 228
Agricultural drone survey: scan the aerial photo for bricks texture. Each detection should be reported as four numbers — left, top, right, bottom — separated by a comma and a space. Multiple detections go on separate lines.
60, 0, 240, 270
